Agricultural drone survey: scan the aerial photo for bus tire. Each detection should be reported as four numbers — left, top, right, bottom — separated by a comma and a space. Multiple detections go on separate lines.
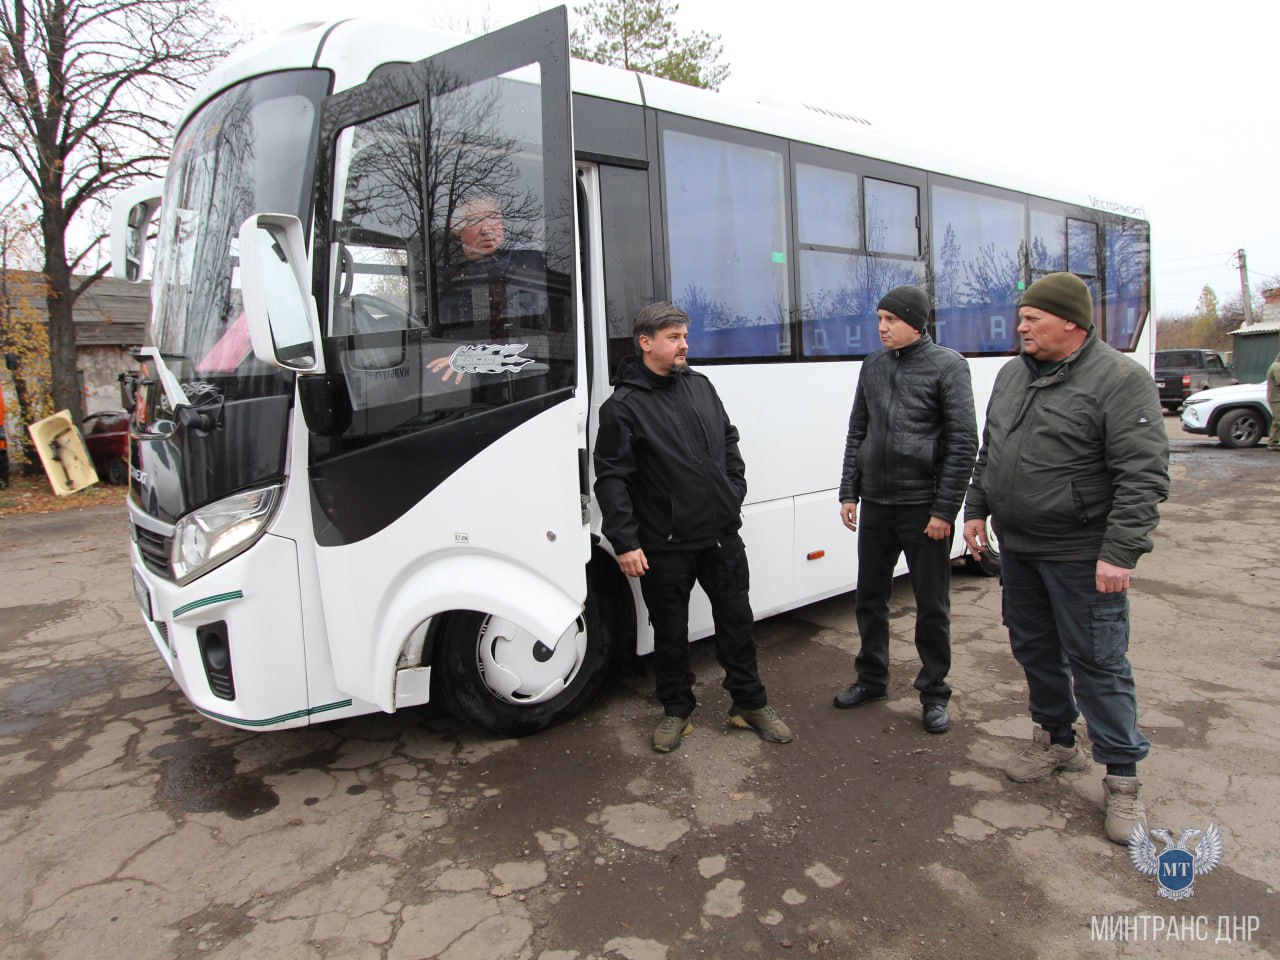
430, 586, 614, 737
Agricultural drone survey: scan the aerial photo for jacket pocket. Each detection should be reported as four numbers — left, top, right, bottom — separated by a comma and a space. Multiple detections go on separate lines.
1089, 597, 1129, 667
1069, 478, 1112, 527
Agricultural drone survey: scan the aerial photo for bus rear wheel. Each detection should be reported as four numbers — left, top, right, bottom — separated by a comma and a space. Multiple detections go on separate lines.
431, 592, 613, 737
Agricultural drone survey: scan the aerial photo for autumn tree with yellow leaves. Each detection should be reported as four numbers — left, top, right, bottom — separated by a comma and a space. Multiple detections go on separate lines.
0, 204, 51, 471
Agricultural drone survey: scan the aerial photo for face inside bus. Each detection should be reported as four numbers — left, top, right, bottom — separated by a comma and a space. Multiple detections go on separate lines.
640, 323, 690, 376
451, 196, 505, 261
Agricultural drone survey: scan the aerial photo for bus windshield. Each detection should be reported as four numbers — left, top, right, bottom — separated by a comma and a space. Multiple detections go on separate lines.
146, 70, 329, 413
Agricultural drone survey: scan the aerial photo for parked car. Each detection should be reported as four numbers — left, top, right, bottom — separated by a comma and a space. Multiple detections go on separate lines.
81, 410, 130, 484
1155, 349, 1237, 412
1180, 382, 1272, 448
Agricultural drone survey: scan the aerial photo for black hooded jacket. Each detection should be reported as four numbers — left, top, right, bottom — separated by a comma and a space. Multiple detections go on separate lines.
593, 356, 746, 553
838, 332, 978, 520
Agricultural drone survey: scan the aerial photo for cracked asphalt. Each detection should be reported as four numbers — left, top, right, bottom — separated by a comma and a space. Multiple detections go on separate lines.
1, 418, 1276, 960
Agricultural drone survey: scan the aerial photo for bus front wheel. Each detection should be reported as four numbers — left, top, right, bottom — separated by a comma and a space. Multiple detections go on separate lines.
431, 591, 613, 737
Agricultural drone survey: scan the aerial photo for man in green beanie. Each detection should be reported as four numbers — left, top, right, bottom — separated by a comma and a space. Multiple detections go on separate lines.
962, 272, 1169, 844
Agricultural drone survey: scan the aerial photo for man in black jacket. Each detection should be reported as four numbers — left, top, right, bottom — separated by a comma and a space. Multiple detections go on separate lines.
834, 286, 978, 734
594, 302, 793, 753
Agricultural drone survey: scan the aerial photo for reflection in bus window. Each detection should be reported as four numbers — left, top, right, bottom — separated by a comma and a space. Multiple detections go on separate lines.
796, 164, 859, 249
663, 128, 789, 360
799, 250, 924, 358
1067, 218, 1098, 278
794, 164, 924, 358
1030, 209, 1066, 276
1103, 218, 1149, 350
325, 67, 572, 443
865, 178, 918, 256
148, 71, 325, 412
932, 184, 1024, 354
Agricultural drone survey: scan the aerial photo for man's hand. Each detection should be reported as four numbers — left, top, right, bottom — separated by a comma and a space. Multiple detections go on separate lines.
1096, 560, 1132, 594
839, 501, 858, 532
924, 517, 952, 541
616, 548, 649, 578
962, 518, 988, 560
427, 355, 465, 385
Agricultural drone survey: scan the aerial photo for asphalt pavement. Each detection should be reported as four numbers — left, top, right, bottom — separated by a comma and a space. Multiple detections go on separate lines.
1, 416, 1276, 960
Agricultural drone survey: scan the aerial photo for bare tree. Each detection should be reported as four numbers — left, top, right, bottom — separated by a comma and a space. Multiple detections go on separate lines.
0, 0, 239, 423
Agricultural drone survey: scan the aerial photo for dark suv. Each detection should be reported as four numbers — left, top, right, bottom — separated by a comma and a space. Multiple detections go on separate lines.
1154, 349, 1236, 412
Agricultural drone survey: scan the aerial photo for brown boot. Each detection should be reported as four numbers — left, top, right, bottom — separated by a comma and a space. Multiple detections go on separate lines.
1102, 775, 1146, 844
1004, 727, 1089, 782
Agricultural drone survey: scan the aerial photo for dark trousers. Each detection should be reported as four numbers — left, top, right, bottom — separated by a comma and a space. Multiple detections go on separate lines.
638, 533, 767, 718
854, 500, 953, 705
1000, 547, 1150, 765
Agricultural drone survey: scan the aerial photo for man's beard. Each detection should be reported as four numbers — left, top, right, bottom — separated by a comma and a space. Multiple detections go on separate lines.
672, 356, 689, 373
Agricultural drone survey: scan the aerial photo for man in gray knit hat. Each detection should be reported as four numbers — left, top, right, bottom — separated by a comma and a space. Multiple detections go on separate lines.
963, 272, 1169, 843
834, 285, 977, 735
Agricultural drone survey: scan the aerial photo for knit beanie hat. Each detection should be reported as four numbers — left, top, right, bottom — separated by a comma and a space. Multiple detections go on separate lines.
876, 286, 931, 331
1019, 272, 1093, 331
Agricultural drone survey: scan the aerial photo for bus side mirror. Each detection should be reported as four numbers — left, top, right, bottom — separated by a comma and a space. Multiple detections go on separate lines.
110, 179, 164, 282
238, 213, 326, 375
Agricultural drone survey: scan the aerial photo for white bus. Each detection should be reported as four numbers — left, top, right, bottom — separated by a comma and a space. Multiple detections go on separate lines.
113, 7, 1153, 736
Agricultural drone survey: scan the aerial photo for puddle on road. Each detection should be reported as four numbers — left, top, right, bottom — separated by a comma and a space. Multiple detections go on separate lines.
0, 660, 131, 736
151, 739, 279, 820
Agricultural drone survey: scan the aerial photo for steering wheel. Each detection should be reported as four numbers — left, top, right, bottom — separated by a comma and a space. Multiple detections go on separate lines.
350, 293, 411, 331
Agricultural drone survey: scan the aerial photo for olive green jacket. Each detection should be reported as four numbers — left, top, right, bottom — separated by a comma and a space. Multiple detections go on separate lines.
965, 335, 1170, 568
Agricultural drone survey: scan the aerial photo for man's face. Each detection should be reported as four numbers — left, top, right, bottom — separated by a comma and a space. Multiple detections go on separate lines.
877, 309, 922, 349
640, 323, 689, 375
1017, 306, 1085, 362
452, 198, 504, 260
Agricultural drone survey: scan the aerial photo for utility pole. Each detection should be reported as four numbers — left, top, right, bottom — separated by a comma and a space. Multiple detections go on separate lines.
1236, 249, 1254, 326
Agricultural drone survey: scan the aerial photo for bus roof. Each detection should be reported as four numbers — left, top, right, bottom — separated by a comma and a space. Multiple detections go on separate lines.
181, 16, 1146, 222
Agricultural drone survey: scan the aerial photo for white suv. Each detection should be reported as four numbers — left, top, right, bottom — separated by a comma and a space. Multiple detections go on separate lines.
1180, 382, 1272, 448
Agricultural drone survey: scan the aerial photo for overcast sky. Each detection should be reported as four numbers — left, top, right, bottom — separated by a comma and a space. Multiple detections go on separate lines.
220, 0, 1278, 316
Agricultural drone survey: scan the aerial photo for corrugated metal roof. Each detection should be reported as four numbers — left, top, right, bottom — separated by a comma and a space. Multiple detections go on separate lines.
1230, 319, 1280, 336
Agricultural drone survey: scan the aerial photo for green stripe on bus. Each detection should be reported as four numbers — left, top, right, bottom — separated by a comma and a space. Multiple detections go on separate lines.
174, 590, 244, 618
194, 699, 354, 727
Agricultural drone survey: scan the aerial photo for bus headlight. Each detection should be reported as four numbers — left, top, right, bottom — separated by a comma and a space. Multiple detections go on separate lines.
172, 484, 282, 584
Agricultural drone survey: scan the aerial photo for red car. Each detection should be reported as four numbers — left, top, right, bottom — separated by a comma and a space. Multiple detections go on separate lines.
82, 410, 130, 485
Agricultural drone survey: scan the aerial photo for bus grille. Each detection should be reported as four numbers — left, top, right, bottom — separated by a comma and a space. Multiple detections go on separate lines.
133, 523, 171, 579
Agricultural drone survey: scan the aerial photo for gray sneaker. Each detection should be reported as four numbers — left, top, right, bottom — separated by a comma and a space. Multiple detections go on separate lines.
1004, 727, 1089, 782
728, 705, 794, 743
1103, 775, 1146, 844
652, 715, 692, 753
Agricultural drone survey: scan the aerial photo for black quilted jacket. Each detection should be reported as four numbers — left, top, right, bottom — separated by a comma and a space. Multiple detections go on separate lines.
838, 333, 978, 520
